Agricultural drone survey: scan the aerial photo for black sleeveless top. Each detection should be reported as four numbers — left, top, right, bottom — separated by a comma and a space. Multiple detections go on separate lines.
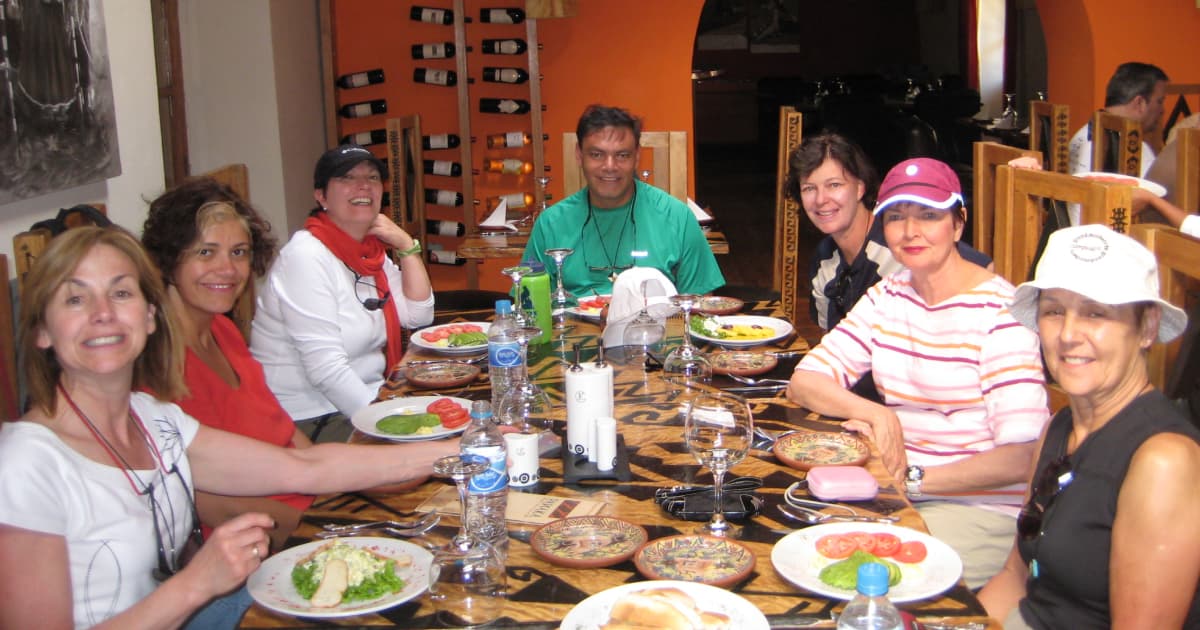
1017, 391, 1200, 629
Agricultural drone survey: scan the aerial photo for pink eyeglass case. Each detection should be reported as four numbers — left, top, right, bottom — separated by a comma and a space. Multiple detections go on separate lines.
805, 465, 879, 501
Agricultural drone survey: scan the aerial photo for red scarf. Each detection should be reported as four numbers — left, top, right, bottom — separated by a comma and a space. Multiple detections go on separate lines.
305, 212, 404, 370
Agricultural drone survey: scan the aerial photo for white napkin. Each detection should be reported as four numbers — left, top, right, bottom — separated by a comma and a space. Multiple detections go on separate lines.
478, 198, 519, 232
601, 268, 678, 348
687, 197, 713, 223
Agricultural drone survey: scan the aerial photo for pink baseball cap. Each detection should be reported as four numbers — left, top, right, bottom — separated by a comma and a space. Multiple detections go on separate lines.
873, 158, 965, 215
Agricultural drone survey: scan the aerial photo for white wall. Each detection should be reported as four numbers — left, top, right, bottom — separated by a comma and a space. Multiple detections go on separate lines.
0, 0, 165, 277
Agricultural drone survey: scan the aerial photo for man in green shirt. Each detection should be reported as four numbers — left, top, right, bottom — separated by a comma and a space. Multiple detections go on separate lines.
522, 105, 725, 297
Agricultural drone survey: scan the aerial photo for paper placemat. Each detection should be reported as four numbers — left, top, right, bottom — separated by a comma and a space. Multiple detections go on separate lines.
416, 485, 607, 525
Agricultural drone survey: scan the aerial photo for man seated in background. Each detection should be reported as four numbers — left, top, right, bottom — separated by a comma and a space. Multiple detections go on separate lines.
522, 104, 724, 297
1068, 61, 1168, 176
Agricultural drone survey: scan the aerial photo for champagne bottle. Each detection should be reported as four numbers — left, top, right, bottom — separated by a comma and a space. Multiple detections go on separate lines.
484, 158, 533, 175
428, 249, 467, 265
482, 67, 529, 84
411, 42, 456, 59
341, 128, 387, 146
410, 6, 453, 24
335, 68, 384, 89
479, 98, 531, 115
480, 7, 525, 23
422, 133, 461, 150
481, 38, 528, 55
413, 68, 457, 87
476, 192, 534, 209
424, 159, 463, 177
425, 188, 464, 206
338, 99, 387, 119
486, 131, 549, 149
426, 219, 466, 237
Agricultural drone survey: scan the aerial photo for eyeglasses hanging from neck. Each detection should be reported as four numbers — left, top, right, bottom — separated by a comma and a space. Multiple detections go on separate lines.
344, 263, 391, 311
582, 187, 639, 283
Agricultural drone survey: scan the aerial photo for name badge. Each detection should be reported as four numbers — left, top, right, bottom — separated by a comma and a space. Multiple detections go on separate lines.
630, 250, 649, 258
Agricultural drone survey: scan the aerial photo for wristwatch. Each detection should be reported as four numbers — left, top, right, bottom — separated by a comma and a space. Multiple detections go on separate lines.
905, 465, 925, 497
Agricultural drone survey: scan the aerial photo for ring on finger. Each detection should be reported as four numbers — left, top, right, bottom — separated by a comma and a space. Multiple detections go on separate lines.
252, 545, 260, 559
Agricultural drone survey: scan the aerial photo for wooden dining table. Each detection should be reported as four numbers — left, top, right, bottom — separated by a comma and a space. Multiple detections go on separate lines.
237, 300, 998, 629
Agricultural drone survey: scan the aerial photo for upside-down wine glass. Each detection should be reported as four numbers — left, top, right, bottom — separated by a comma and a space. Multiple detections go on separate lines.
684, 392, 753, 538
662, 294, 712, 388
544, 248, 575, 331
500, 265, 535, 329
429, 455, 506, 626
496, 326, 553, 433
621, 279, 666, 367
536, 175, 551, 219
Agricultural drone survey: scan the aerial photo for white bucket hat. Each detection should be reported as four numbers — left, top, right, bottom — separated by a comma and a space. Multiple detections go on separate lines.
1009, 224, 1187, 342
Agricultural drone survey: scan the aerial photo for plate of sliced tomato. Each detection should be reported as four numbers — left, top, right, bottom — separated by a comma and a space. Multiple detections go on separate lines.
771, 522, 961, 603
350, 396, 474, 442
411, 322, 490, 355
567, 295, 611, 321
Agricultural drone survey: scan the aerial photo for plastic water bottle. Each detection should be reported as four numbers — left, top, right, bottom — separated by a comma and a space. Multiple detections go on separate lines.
837, 563, 904, 630
488, 299, 521, 408
461, 400, 509, 556
518, 260, 553, 346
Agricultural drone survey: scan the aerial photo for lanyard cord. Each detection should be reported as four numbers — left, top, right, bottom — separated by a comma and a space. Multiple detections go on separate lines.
584, 185, 638, 279
59, 383, 166, 495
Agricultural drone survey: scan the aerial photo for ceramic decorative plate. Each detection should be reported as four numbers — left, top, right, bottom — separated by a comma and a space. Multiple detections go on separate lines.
404, 362, 481, 390
695, 295, 745, 316
771, 522, 962, 603
689, 315, 794, 349
530, 516, 648, 568
1075, 171, 1167, 197
710, 351, 779, 376
410, 322, 491, 355
247, 537, 432, 618
559, 580, 768, 630
350, 396, 472, 442
633, 534, 756, 587
773, 431, 871, 471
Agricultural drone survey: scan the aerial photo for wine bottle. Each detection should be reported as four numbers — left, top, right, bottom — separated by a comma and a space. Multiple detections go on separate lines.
411, 42, 456, 59
476, 192, 534, 209
480, 7, 525, 24
479, 98, 531, 115
410, 6, 453, 24
336, 68, 384, 89
341, 128, 387, 146
481, 38, 527, 55
424, 159, 463, 177
425, 188, 464, 206
422, 133, 461, 150
482, 67, 529, 84
428, 249, 467, 265
484, 158, 533, 175
413, 68, 457, 87
426, 219, 466, 237
338, 99, 387, 119
485, 131, 549, 149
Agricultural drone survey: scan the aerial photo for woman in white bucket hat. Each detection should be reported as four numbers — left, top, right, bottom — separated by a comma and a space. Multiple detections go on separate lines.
979, 224, 1200, 629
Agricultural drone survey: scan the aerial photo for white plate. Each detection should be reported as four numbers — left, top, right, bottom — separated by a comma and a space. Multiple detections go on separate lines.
689, 315, 794, 348
771, 522, 962, 603
567, 306, 604, 321
559, 580, 768, 630
410, 322, 491, 355
351, 396, 473, 442
1075, 171, 1167, 197
247, 537, 432, 619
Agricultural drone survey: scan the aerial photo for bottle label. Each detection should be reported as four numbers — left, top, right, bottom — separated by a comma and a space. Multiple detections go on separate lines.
497, 99, 520, 114
504, 131, 524, 147
350, 131, 370, 144
424, 69, 450, 85
430, 249, 459, 264
346, 73, 368, 88
498, 40, 520, 54
349, 103, 371, 117
500, 192, 528, 208
432, 219, 456, 235
428, 134, 449, 149
419, 8, 443, 22
432, 160, 454, 176
497, 69, 521, 83
489, 341, 521, 368
484, 9, 515, 23
435, 190, 458, 206
421, 43, 445, 58
465, 445, 508, 493
500, 158, 525, 175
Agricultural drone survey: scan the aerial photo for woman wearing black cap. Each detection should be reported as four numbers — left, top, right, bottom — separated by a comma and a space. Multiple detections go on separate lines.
250, 145, 433, 441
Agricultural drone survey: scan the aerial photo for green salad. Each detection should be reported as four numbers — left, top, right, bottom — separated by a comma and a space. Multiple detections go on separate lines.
819, 550, 902, 590
292, 542, 405, 604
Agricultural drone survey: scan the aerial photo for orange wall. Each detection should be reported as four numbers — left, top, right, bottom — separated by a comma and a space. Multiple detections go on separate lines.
1038, 0, 1200, 136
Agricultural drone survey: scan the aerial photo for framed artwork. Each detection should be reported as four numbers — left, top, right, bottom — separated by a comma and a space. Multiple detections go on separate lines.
696, 0, 800, 53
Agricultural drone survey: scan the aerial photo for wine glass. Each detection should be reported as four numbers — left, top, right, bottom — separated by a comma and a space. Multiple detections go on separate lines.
500, 265, 535, 329
536, 175, 551, 218
639, 169, 651, 184
496, 326, 553, 433
544, 248, 575, 331
621, 280, 665, 366
999, 93, 1018, 129
683, 393, 753, 537
432, 454, 490, 548
662, 294, 712, 388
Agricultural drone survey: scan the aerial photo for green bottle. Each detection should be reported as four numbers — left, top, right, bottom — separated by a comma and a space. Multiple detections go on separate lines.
518, 260, 553, 346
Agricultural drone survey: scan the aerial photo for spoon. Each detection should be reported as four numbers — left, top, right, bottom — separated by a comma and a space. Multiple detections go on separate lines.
776, 503, 898, 525
727, 374, 790, 387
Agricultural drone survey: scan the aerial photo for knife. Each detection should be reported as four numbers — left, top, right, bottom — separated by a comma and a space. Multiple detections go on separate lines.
767, 613, 826, 628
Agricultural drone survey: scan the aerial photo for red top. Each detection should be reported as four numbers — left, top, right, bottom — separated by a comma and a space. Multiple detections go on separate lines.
177, 315, 315, 535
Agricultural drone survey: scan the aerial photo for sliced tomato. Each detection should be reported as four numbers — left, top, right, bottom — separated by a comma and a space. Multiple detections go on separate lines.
428, 398, 459, 412
846, 531, 876, 554
872, 533, 901, 557
439, 408, 470, 429
815, 534, 858, 559
895, 540, 928, 563
461, 324, 483, 333
419, 331, 440, 342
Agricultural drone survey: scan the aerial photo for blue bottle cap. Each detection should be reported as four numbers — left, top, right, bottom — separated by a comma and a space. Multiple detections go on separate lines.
856, 562, 890, 597
495, 299, 513, 314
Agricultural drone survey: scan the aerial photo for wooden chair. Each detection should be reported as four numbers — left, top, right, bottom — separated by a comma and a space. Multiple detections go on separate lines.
1091, 111, 1142, 176
1129, 224, 1200, 389
1, 255, 17, 420
972, 141, 1041, 258
562, 130, 688, 202
1029, 101, 1070, 173
383, 115, 426, 249
198, 164, 257, 341
12, 203, 108, 297
992, 165, 1135, 285
772, 106, 804, 326
1175, 127, 1200, 214
1163, 83, 1200, 142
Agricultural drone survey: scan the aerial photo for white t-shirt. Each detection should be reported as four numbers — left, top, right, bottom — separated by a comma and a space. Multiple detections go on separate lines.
1066, 122, 1157, 225
0, 393, 200, 629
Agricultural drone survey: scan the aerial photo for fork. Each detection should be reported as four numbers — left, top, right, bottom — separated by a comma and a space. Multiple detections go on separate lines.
321, 511, 438, 533
316, 513, 441, 538
727, 374, 791, 387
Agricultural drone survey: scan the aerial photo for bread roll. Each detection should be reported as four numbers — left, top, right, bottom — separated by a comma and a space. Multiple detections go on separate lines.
602, 587, 732, 630
310, 559, 349, 608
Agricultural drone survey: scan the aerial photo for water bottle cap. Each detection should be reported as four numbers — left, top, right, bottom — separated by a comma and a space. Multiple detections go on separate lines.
521, 260, 546, 273
470, 400, 494, 419
856, 562, 890, 597
495, 299, 513, 314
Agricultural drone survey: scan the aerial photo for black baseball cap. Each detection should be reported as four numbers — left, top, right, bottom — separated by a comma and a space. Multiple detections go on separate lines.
313, 144, 386, 189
